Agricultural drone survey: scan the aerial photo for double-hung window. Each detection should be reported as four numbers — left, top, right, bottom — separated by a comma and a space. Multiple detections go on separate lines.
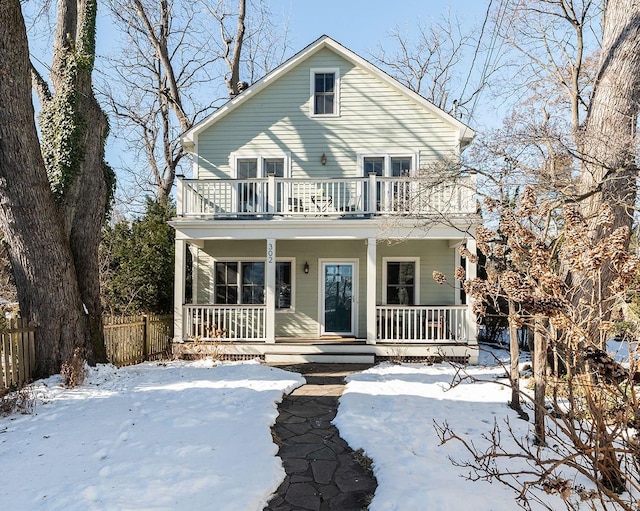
311, 68, 339, 116
215, 260, 293, 310
215, 261, 264, 304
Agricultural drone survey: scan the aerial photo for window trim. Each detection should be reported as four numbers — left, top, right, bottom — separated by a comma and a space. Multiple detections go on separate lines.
382, 257, 420, 305
310, 67, 340, 117
275, 258, 296, 313
211, 257, 296, 312
231, 152, 292, 178
357, 152, 419, 177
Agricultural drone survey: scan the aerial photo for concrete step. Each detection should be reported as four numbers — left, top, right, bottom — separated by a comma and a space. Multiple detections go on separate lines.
264, 353, 375, 364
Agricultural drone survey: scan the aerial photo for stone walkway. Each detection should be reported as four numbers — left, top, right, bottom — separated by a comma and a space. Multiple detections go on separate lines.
264, 364, 377, 511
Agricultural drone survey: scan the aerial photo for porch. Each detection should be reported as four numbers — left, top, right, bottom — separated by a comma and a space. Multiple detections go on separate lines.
176, 174, 476, 219
171, 214, 480, 363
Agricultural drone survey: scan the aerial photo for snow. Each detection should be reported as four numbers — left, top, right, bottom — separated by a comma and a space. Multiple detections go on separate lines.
334, 347, 571, 511
0, 360, 304, 510
0, 348, 597, 510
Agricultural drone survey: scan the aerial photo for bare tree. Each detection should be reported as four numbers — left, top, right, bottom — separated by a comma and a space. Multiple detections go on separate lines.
370, 15, 491, 117
102, 0, 291, 207
498, 0, 602, 131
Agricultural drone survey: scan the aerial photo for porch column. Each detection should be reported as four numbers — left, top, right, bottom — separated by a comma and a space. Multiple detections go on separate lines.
366, 237, 377, 344
265, 239, 276, 343
465, 238, 478, 345
173, 238, 187, 342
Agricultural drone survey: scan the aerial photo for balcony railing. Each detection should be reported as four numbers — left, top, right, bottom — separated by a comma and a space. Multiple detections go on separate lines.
177, 174, 476, 218
376, 305, 468, 342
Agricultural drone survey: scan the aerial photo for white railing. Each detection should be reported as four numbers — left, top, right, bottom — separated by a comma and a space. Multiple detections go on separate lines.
177, 174, 476, 218
183, 305, 266, 341
376, 305, 468, 342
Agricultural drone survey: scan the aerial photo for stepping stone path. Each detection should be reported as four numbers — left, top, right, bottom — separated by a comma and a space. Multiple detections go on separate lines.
265, 364, 377, 511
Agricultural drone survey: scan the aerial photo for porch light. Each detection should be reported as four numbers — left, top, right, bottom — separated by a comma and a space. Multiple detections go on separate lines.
304, 261, 310, 274
321, 153, 327, 165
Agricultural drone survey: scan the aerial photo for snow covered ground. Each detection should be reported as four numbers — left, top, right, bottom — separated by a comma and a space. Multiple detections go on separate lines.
335, 348, 563, 511
0, 360, 304, 510
0, 349, 585, 510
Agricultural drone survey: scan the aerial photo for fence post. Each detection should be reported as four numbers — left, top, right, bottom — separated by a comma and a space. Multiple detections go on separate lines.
143, 315, 149, 360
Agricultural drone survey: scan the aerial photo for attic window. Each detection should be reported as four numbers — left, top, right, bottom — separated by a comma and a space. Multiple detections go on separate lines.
311, 68, 340, 116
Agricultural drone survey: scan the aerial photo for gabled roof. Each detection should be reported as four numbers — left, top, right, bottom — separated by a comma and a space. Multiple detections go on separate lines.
180, 35, 475, 150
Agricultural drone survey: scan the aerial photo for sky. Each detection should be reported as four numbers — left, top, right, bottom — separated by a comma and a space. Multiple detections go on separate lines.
283, 0, 489, 52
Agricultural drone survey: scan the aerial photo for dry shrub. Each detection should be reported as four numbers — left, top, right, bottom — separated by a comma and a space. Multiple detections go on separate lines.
60, 347, 87, 388
0, 385, 35, 416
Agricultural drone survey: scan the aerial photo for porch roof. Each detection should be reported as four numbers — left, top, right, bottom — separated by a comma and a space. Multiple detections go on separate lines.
170, 217, 479, 241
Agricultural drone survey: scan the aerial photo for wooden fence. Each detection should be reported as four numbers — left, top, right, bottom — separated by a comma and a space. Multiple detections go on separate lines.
0, 314, 173, 391
1, 318, 35, 391
103, 314, 173, 367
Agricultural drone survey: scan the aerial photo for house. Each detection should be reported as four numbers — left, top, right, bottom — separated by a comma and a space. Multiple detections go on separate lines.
170, 35, 480, 364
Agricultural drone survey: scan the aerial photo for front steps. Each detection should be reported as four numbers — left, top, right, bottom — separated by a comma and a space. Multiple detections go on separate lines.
264, 352, 375, 364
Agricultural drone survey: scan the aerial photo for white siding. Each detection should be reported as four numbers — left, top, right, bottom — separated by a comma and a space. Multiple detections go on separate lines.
196, 48, 459, 179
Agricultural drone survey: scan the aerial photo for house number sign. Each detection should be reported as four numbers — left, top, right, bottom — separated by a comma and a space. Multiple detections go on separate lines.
267, 242, 274, 264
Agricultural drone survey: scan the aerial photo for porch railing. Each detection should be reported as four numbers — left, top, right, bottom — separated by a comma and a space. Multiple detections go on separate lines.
183, 305, 266, 341
177, 174, 476, 218
376, 305, 468, 342
183, 304, 468, 343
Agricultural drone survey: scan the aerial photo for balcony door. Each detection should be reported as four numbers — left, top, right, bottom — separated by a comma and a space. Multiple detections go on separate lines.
233, 155, 288, 214
362, 154, 414, 212
320, 261, 357, 336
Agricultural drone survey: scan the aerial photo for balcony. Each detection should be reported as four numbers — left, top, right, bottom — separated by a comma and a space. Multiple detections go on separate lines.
176, 174, 477, 219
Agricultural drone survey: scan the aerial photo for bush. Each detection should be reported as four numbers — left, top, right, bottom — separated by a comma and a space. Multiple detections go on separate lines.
101, 198, 175, 314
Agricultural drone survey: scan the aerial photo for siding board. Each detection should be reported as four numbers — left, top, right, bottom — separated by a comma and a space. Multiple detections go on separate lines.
196, 48, 458, 179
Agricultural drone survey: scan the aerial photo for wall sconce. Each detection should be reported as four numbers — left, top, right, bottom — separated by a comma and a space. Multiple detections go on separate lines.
303, 261, 310, 274
320, 153, 327, 166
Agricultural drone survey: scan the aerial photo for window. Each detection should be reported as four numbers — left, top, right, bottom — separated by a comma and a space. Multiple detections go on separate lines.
241, 262, 264, 304
276, 262, 292, 309
310, 68, 339, 116
386, 261, 416, 305
364, 157, 384, 176
215, 260, 293, 310
215, 262, 240, 304
216, 261, 264, 304
391, 157, 412, 177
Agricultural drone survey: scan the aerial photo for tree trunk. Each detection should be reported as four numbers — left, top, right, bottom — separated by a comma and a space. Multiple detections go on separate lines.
46, 0, 110, 364
575, 0, 640, 343
533, 316, 548, 445
0, 0, 88, 377
508, 300, 521, 412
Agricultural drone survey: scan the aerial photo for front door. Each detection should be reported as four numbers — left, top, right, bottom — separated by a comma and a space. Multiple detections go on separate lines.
321, 261, 356, 335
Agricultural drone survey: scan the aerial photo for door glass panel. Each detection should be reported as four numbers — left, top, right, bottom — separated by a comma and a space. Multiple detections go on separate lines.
391, 157, 412, 210
265, 158, 285, 211
363, 157, 384, 212
324, 264, 353, 333
237, 158, 258, 212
